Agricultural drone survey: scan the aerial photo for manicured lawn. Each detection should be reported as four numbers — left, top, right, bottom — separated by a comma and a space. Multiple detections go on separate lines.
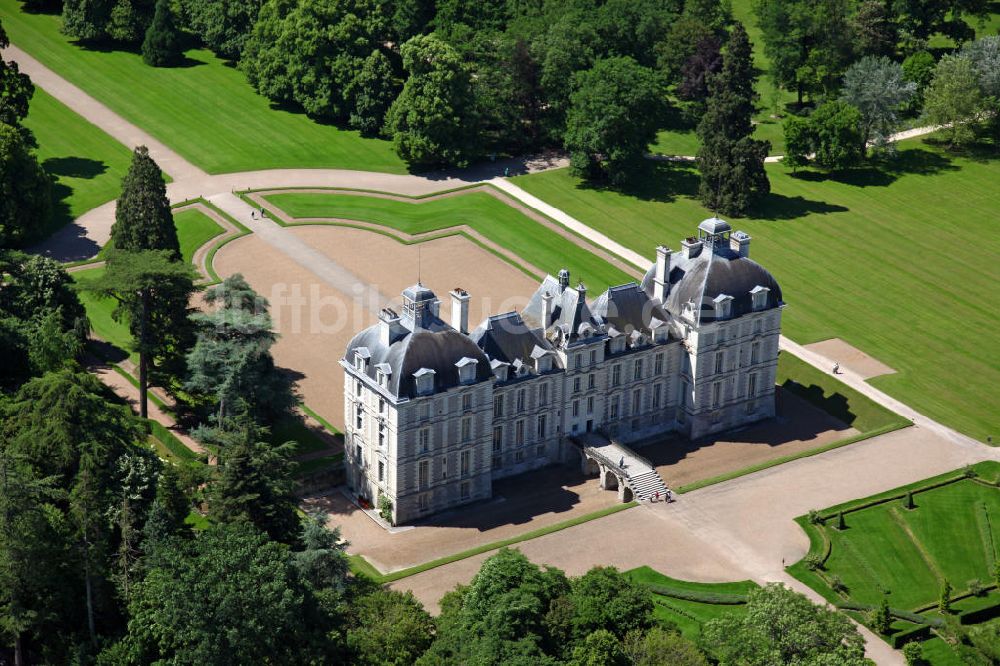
626, 566, 758, 640
1, 0, 406, 175
262, 190, 635, 291
22, 87, 132, 236
792, 462, 1000, 612
776, 354, 905, 433
511, 141, 1000, 441
174, 208, 224, 264
272, 415, 334, 457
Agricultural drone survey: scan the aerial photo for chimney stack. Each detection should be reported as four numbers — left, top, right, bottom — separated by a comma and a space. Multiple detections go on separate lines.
450, 287, 470, 334
681, 237, 703, 260
654, 245, 671, 303
731, 230, 751, 258
541, 290, 554, 328
379, 308, 406, 346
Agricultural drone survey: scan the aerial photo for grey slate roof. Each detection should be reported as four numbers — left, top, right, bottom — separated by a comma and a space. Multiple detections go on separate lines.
640, 242, 782, 324
344, 318, 492, 400
469, 311, 559, 369
591, 283, 672, 336
521, 276, 600, 342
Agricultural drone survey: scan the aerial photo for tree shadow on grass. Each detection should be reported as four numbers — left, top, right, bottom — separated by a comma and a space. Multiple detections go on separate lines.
752, 192, 849, 220
780, 379, 858, 427
72, 39, 207, 68
43, 156, 108, 179
573, 160, 700, 204
790, 145, 960, 189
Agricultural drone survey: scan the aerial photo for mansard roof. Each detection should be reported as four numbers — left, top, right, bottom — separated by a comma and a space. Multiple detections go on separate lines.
521, 275, 601, 343
591, 283, 673, 337
640, 244, 782, 324
344, 324, 492, 399
469, 311, 559, 369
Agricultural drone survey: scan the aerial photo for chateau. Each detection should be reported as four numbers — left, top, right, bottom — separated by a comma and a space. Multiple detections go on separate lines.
342, 218, 784, 524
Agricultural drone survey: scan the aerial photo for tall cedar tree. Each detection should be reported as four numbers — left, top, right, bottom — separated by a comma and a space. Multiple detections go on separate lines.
209, 418, 300, 544
86, 250, 196, 419
696, 22, 770, 216
111, 146, 180, 258
142, 0, 184, 67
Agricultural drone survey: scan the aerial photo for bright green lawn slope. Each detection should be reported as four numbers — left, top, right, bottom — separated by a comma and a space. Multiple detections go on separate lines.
262, 190, 634, 290
1, 0, 405, 175
512, 142, 1000, 441
22, 87, 132, 235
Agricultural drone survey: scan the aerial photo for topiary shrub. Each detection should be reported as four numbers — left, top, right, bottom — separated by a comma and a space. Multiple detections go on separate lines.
939, 579, 952, 613
805, 555, 824, 571
964, 465, 978, 479
808, 509, 824, 525
902, 640, 924, 665
969, 578, 985, 597
837, 511, 847, 530
905, 490, 915, 510
142, 0, 184, 67
830, 575, 848, 594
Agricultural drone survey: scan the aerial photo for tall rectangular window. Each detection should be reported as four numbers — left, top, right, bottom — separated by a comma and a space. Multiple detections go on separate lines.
587, 396, 594, 414
539, 382, 548, 406
715, 352, 724, 373
610, 395, 620, 419
418, 460, 429, 488
573, 377, 581, 394
517, 389, 526, 411
712, 382, 722, 408
494, 394, 504, 417
461, 416, 472, 442
462, 393, 472, 411
612, 364, 621, 386
654, 353, 664, 375
493, 426, 503, 452
355, 379, 363, 397
590, 350, 597, 365
378, 460, 384, 483
574, 354, 582, 369
537, 414, 547, 439
460, 449, 471, 476
588, 373, 595, 390
751, 342, 760, 365
572, 400, 580, 417
379, 397, 386, 415
748, 373, 758, 397
460, 481, 470, 499
378, 422, 386, 448
419, 427, 430, 453
633, 359, 643, 381
515, 420, 525, 446
632, 389, 642, 415
652, 383, 662, 408
440, 456, 447, 479
355, 403, 364, 430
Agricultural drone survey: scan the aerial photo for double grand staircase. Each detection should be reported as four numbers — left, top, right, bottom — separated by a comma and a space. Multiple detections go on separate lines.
577, 434, 671, 502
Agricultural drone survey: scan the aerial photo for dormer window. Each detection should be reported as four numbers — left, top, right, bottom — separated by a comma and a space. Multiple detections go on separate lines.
491, 360, 510, 382
536, 356, 551, 373
413, 368, 435, 395
455, 357, 479, 384
750, 285, 770, 312
375, 363, 391, 388
713, 294, 733, 320
354, 347, 371, 372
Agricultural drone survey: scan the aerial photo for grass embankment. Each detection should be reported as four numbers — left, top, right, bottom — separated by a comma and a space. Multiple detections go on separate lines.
261, 190, 635, 291
349, 501, 638, 584
22, 87, 133, 237
789, 461, 1000, 655
174, 208, 225, 263
626, 566, 758, 640
512, 140, 1000, 442
1, 0, 405, 175
676, 353, 910, 494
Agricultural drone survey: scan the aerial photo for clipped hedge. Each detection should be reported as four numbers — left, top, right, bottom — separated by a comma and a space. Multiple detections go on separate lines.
959, 600, 1000, 625
891, 624, 932, 649
838, 601, 943, 628
646, 584, 748, 605
147, 419, 199, 462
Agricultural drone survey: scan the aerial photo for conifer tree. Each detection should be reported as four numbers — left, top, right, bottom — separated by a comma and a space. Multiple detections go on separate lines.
696, 22, 770, 217
142, 0, 184, 67
111, 146, 180, 258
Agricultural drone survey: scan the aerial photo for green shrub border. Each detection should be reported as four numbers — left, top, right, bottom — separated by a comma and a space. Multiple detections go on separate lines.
352, 501, 637, 584
645, 584, 748, 605
300, 403, 342, 435
147, 419, 200, 463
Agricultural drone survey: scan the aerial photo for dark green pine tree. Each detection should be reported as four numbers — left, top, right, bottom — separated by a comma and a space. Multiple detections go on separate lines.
111, 146, 180, 258
696, 22, 770, 217
142, 0, 184, 67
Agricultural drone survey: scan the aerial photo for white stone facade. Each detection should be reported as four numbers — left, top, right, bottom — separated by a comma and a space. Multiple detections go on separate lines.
342, 218, 783, 524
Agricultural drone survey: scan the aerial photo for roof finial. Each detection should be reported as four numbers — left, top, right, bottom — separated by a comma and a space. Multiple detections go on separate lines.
417, 244, 422, 286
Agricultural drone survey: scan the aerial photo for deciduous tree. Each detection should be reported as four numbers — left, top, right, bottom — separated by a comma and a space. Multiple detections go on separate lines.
386, 34, 481, 168
349, 50, 400, 137
184, 0, 264, 61
841, 56, 916, 152
923, 54, 985, 148
564, 56, 663, 185
703, 583, 872, 665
